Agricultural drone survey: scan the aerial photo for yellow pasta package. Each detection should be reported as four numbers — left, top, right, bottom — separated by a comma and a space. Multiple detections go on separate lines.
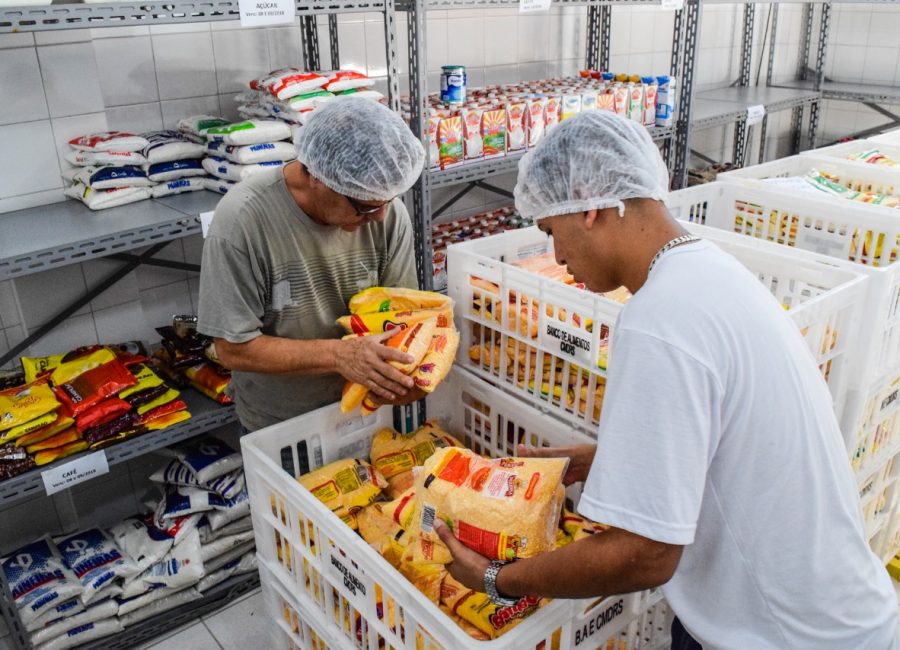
336, 308, 453, 336
440, 574, 547, 640
561, 509, 608, 541
413, 329, 461, 394
370, 422, 464, 498
410, 447, 568, 562
298, 459, 388, 531
380, 487, 417, 529
349, 287, 452, 315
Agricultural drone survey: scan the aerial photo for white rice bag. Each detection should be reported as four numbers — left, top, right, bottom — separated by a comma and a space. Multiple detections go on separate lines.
118, 587, 201, 627
152, 512, 202, 546
153, 485, 226, 526
202, 177, 237, 195
150, 177, 207, 198
198, 515, 252, 544
64, 165, 154, 190
283, 89, 335, 111
323, 70, 375, 93
206, 486, 250, 532
205, 141, 297, 165
177, 115, 229, 138
204, 541, 255, 574
64, 182, 151, 210
68, 131, 149, 153
266, 101, 312, 124
144, 159, 206, 182
30, 598, 118, 647
34, 618, 122, 650
238, 104, 271, 120
119, 572, 152, 600
151, 459, 245, 500
2, 538, 82, 626
141, 130, 206, 164
56, 529, 138, 605
25, 598, 85, 633
197, 551, 257, 592
163, 438, 243, 484
200, 530, 255, 564
257, 68, 328, 100
142, 528, 204, 590
203, 119, 292, 146
109, 516, 174, 575
202, 157, 284, 182
65, 149, 146, 166
337, 88, 385, 101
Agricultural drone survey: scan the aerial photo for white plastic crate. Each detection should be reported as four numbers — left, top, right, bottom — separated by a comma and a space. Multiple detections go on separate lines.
446, 223, 866, 436
869, 128, 900, 148
848, 374, 900, 479
810, 140, 900, 175
669, 181, 900, 448
242, 368, 650, 650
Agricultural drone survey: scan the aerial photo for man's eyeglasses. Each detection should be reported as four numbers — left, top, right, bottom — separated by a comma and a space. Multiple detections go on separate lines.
344, 194, 392, 216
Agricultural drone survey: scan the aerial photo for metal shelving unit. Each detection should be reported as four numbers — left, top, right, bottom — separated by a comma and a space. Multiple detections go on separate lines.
691, 87, 821, 135
401, 0, 701, 290
0, 388, 236, 509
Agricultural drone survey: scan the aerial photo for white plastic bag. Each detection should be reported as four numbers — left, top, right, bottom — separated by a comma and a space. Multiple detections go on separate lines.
323, 70, 375, 93
65, 150, 146, 166
118, 587, 201, 627
200, 530, 255, 564
257, 69, 328, 100
2, 538, 82, 627
34, 618, 122, 650
150, 177, 207, 198
64, 165, 154, 189
202, 177, 237, 195
141, 130, 206, 164
30, 599, 118, 647
177, 115, 229, 138
109, 516, 174, 575
197, 551, 257, 592
163, 438, 244, 483
25, 598, 84, 633
206, 486, 250, 531
141, 528, 204, 590
205, 141, 297, 165
56, 529, 138, 605
198, 514, 252, 544
153, 485, 226, 526
203, 119, 292, 146
202, 157, 284, 182
68, 131, 149, 152
204, 541, 255, 574
64, 182, 151, 210
154, 512, 202, 546
144, 159, 206, 182
152, 459, 245, 500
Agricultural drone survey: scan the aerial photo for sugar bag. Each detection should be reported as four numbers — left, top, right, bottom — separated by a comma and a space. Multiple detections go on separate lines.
198, 514, 252, 544
25, 598, 84, 633
56, 529, 138, 605
118, 587, 200, 627
202, 157, 284, 182
30, 598, 118, 647
109, 516, 174, 575
65, 150, 146, 167
64, 182, 151, 210
151, 458, 245, 500
69, 131, 149, 153
202, 177, 237, 195
164, 437, 243, 483
144, 159, 206, 182
200, 530, 255, 564
150, 177, 207, 198
256, 69, 328, 100
177, 115, 228, 138
2, 538, 82, 626
142, 528, 204, 590
204, 541, 255, 573
34, 618, 122, 650
153, 485, 226, 526
204, 119, 292, 146
337, 88, 385, 101
283, 89, 335, 111
197, 551, 256, 592
205, 140, 297, 165
206, 486, 250, 531
141, 130, 205, 164
323, 70, 375, 93
64, 165, 154, 190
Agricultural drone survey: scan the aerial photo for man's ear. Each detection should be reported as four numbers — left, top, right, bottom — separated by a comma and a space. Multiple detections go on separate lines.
584, 209, 599, 229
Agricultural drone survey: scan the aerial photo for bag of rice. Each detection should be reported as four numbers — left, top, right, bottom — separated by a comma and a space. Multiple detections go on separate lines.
56, 529, 138, 605
141, 528, 204, 590
323, 70, 375, 93
163, 437, 242, 483
349, 287, 452, 315
109, 516, 174, 575
144, 159, 206, 182
206, 486, 250, 531
153, 485, 226, 526
202, 156, 285, 182
298, 458, 387, 530
65, 181, 151, 210
205, 140, 297, 165
151, 458, 245, 500
337, 88, 385, 101
204, 119, 292, 146
196, 551, 256, 593
283, 89, 335, 111
64, 165, 154, 190
369, 422, 464, 498
177, 115, 229, 138
255, 69, 328, 100
150, 177, 207, 198
68, 131, 149, 153
1, 537, 82, 627
65, 150, 146, 166
410, 447, 568, 562
141, 130, 205, 164
198, 514, 252, 544
203, 176, 237, 195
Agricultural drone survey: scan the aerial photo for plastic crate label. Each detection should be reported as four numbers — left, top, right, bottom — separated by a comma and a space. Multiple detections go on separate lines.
797, 230, 849, 257
517, 242, 550, 260
329, 553, 366, 599
573, 597, 627, 646
539, 318, 593, 368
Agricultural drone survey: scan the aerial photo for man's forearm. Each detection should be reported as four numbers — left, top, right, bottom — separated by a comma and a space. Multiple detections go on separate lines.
215, 335, 339, 375
496, 528, 680, 599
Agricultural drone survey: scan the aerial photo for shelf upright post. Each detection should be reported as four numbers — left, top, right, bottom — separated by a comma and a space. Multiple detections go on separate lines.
406, 0, 432, 291
732, 2, 755, 168
301, 15, 321, 71
808, 2, 831, 150
329, 15, 341, 68
600, 5, 611, 71
384, 0, 401, 111
671, 0, 700, 190
758, 3, 779, 164
791, 2, 814, 153
586, 5, 611, 71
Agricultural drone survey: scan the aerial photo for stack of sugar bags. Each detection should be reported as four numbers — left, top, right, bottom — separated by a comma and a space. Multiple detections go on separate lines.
140, 131, 208, 199
63, 132, 153, 210
200, 118, 295, 195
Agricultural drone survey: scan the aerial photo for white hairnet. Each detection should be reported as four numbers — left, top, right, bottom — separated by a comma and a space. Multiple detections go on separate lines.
514, 110, 669, 222
296, 97, 425, 201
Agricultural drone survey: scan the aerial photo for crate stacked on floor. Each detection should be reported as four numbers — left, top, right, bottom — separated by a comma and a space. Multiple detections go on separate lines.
667, 146, 900, 561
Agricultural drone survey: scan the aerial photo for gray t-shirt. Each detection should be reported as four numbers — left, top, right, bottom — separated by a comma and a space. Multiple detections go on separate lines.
197, 167, 417, 431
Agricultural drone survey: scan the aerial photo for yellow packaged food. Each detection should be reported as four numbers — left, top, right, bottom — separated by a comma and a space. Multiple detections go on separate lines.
1, 411, 59, 444
33, 439, 88, 466
438, 604, 491, 641
411, 447, 568, 562
0, 380, 59, 437
356, 504, 406, 568
336, 308, 453, 336
49, 348, 116, 386
561, 509, 608, 541
440, 574, 546, 639
398, 555, 446, 605
15, 413, 75, 448
135, 388, 180, 416
20, 352, 66, 383
413, 329, 461, 394
25, 427, 82, 454
381, 487, 417, 529
140, 410, 191, 431
118, 363, 165, 399
349, 287, 452, 315
370, 422, 464, 498
298, 459, 388, 530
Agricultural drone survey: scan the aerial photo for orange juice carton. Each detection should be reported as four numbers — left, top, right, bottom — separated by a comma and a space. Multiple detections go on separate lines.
438, 115, 464, 169
526, 97, 546, 148
506, 100, 527, 151
482, 107, 508, 159
461, 106, 484, 160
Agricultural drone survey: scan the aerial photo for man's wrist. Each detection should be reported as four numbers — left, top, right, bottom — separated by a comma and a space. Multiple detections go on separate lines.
484, 560, 518, 606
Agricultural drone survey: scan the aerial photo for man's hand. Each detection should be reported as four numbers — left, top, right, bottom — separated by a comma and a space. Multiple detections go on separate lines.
334, 331, 416, 401
517, 443, 597, 486
367, 386, 428, 408
433, 519, 492, 592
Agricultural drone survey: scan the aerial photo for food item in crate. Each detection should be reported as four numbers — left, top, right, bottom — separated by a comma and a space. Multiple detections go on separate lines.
56, 528, 138, 605
803, 168, 900, 208
0, 379, 60, 443
413, 328, 461, 394
357, 502, 408, 568
370, 422, 464, 498
409, 447, 568, 562
336, 307, 452, 336
348, 287, 452, 315
846, 148, 899, 167
1, 537, 82, 626
440, 573, 547, 640
561, 509, 608, 541
299, 459, 387, 530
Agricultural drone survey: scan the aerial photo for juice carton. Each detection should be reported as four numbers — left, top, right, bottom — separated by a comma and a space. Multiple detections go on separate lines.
461, 106, 484, 160
544, 95, 561, 132
642, 78, 658, 126
526, 97, 546, 148
507, 100, 527, 151
581, 91, 598, 112
438, 115, 464, 169
482, 107, 508, 158
427, 114, 440, 169
612, 84, 629, 116
561, 93, 582, 121
628, 83, 643, 123
597, 88, 615, 112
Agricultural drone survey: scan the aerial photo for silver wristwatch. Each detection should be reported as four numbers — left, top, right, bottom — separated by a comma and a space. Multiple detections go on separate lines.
484, 560, 518, 607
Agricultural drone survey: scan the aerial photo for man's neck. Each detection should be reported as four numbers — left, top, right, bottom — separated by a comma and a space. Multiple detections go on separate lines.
618, 208, 690, 294
282, 161, 326, 225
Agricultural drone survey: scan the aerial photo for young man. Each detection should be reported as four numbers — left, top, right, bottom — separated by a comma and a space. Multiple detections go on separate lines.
434, 110, 899, 648
198, 98, 426, 432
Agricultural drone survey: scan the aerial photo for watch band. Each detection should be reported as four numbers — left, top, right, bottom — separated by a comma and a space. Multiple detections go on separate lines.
484, 560, 518, 607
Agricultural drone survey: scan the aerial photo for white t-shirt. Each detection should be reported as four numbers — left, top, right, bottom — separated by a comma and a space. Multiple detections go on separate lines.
578, 240, 898, 649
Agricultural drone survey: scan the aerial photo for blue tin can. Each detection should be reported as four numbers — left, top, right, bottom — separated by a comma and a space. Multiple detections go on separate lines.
440, 65, 467, 106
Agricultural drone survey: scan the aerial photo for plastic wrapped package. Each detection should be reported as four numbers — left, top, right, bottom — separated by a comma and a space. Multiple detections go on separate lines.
153, 485, 226, 527
63, 165, 155, 190
205, 140, 297, 165
141, 528, 204, 590
53, 359, 137, 416
206, 487, 250, 531
150, 177, 207, 198
298, 460, 386, 530
117, 587, 201, 628
0, 379, 60, 442
144, 159, 206, 183
24, 598, 84, 634
140, 130, 206, 164
30, 599, 118, 647
33, 618, 122, 650
204, 541, 256, 574
68, 132, 149, 153
1, 538, 82, 627
56, 529, 138, 605
202, 156, 285, 182
151, 459, 245, 500
109, 517, 174, 575
176, 115, 229, 138
199, 530, 255, 564
65, 150, 146, 167
203, 119, 292, 146
196, 551, 257, 592
198, 515, 252, 544
162, 438, 243, 483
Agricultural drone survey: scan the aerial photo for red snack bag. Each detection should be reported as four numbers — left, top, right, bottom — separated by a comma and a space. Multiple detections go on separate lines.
54, 360, 138, 416
76, 398, 133, 433
136, 399, 187, 425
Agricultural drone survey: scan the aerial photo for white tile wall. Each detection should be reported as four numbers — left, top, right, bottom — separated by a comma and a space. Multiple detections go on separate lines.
0, 121, 61, 198
153, 30, 218, 100
211, 28, 271, 95
93, 36, 159, 106
37, 42, 106, 118
0, 48, 49, 126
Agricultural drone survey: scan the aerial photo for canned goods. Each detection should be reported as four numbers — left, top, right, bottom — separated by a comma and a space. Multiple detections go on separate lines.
441, 65, 467, 106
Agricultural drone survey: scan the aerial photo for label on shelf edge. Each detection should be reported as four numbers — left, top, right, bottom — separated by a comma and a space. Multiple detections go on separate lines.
200, 211, 215, 238
519, 0, 551, 14
660, 0, 684, 10
238, 0, 295, 28
42, 451, 109, 496
746, 104, 766, 126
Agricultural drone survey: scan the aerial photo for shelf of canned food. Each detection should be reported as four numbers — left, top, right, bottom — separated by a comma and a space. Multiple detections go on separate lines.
0, 0, 385, 32
0, 388, 237, 509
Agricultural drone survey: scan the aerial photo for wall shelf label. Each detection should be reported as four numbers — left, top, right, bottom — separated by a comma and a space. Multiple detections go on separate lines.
239, 0, 295, 27
746, 104, 766, 126
519, 0, 551, 13
42, 451, 109, 496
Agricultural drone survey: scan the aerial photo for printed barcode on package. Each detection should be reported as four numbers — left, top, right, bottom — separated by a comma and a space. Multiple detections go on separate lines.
421, 504, 436, 533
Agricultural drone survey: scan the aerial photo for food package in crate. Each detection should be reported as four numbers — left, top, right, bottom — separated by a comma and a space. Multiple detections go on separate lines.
242, 368, 644, 648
